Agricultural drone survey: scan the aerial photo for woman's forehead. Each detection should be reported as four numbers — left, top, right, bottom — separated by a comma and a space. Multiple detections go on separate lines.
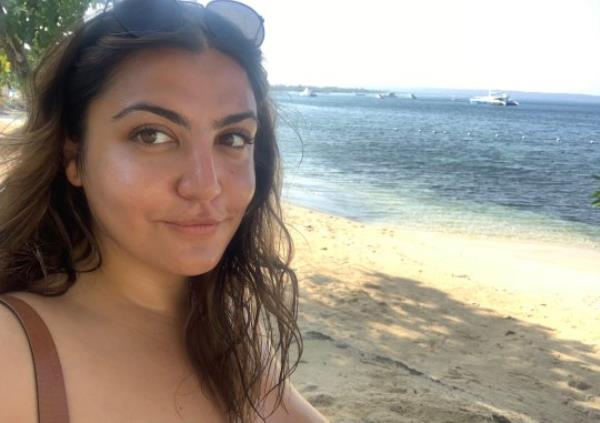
94, 48, 257, 123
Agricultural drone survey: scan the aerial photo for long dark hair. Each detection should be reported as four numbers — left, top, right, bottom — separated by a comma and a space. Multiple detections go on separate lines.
0, 4, 301, 423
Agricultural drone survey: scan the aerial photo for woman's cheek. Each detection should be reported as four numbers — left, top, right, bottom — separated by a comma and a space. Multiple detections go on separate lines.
225, 157, 256, 210
85, 151, 156, 217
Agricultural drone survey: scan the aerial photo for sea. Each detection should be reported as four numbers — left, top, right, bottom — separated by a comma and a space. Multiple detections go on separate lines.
273, 91, 600, 249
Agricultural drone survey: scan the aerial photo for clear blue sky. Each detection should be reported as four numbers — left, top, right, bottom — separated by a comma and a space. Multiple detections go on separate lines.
244, 0, 600, 95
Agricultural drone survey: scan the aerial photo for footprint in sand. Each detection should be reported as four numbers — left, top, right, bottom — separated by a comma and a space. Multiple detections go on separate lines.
446, 367, 464, 380
389, 386, 408, 394
306, 393, 336, 407
301, 384, 319, 392
304, 330, 334, 341
363, 282, 382, 290
568, 380, 592, 391
368, 355, 425, 377
388, 404, 403, 414
346, 289, 373, 303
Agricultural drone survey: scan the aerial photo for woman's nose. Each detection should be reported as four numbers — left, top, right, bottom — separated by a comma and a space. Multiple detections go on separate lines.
176, 146, 222, 201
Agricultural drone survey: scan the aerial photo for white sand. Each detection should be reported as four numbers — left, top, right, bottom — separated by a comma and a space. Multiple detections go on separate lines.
286, 203, 600, 423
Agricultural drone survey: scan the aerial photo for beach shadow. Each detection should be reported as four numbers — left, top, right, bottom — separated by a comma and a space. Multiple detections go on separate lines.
295, 270, 600, 423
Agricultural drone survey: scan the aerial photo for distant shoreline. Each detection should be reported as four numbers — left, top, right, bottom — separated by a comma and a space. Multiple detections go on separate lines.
271, 85, 600, 103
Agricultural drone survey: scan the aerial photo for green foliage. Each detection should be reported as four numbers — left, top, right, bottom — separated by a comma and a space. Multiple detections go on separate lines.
0, 0, 99, 88
593, 175, 600, 207
0, 52, 13, 86
2, 0, 92, 57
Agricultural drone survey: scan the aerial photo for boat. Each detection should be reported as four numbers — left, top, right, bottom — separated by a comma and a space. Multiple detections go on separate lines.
300, 87, 316, 97
377, 92, 415, 100
469, 90, 518, 106
377, 92, 396, 99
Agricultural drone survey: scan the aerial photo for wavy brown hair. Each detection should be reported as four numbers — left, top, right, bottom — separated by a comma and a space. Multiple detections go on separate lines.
0, 4, 302, 423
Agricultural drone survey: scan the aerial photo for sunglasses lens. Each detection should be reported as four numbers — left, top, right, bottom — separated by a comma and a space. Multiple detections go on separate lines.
254, 18, 265, 46
207, 0, 264, 45
115, 0, 182, 33
112, 0, 264, 46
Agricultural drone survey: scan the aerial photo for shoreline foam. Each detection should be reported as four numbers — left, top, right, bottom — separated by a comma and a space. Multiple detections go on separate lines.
283, 190, 600, 250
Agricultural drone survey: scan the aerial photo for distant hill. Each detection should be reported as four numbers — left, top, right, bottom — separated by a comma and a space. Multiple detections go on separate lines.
271, 84, 374, 94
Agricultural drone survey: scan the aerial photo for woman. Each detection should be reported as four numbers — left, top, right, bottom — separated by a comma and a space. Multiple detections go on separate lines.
0, 0, 328, 422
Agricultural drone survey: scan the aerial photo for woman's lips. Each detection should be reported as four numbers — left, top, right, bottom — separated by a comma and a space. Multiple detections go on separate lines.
163, 219, 223, 235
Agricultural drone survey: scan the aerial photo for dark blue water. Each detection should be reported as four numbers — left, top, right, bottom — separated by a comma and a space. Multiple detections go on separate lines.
274, 92, 600, 247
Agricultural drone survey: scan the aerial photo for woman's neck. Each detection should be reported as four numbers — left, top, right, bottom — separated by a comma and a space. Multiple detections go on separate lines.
63, 248, 192, 344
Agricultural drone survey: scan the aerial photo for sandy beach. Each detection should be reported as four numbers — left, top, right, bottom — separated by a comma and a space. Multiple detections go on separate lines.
285, 203, 600, 423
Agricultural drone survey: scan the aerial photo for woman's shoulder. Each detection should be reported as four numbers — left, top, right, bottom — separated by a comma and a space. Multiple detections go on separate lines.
0, 291, 39, 423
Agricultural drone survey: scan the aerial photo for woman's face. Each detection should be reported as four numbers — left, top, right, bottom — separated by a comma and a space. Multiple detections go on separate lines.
65, 48, 257, 277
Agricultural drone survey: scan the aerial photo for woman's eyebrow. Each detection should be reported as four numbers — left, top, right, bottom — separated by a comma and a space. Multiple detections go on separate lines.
214, 111, 258, 129
112, 103, 257, 130
112, 102, 191, 129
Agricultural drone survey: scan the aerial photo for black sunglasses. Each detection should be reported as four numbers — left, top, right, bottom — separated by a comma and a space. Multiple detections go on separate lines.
104, 0, 265, 47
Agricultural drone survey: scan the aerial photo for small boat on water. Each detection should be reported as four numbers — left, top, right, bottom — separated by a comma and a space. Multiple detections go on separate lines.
470, 90, 518, 106
377, 92, 416, 100
300, 87, 316, 97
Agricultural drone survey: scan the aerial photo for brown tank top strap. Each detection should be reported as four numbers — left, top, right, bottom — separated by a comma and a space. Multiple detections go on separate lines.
0, 294, 70, 423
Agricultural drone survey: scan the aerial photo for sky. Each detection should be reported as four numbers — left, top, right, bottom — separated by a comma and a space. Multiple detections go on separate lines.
242, 0, 600, 96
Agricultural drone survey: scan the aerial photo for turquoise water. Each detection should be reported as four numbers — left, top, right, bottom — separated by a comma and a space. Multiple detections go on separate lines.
274, 92, 600, 248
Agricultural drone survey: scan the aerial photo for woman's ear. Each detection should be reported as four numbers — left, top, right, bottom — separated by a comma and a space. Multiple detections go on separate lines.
63, 139, 82, 187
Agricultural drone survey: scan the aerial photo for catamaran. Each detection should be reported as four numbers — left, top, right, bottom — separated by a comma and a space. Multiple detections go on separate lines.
300, 87, 316, 97
470, 90, 518, 106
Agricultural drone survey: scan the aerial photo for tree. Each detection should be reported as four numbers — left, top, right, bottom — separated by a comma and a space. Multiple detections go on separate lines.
0, 0, 97, 89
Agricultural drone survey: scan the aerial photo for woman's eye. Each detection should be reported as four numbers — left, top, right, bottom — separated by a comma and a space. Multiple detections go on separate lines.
132, 128, 175, 145
220, 133, 254, 149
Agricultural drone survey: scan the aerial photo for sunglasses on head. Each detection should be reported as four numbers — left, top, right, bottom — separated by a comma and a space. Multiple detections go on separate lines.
103, 0, 265, 47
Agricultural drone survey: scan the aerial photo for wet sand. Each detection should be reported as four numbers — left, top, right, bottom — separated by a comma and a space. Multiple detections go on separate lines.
286, 203, 600, 423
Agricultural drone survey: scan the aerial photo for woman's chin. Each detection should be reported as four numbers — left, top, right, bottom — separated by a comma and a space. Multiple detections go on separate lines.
169, 256, 223, 278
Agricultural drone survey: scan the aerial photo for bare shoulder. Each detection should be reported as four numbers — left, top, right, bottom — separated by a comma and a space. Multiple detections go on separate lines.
0, 292, 41, 423
257, 337, 329, 423
261, 381, 330, 423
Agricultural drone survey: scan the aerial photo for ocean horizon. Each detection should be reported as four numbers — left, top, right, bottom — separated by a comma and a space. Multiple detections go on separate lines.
271, 86, 600, 104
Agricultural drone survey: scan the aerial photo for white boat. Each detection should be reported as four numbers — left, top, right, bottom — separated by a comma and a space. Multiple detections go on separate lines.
470, 90, 518, 106
300, 87, 316, 97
